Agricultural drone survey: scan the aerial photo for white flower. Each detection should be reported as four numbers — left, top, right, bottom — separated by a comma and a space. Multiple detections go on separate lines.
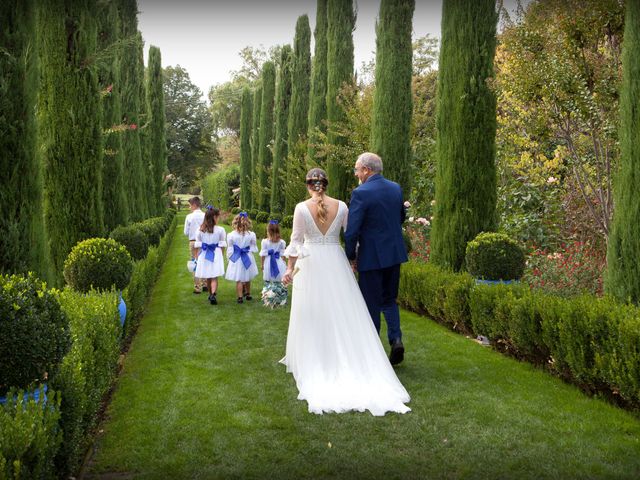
404, 201, 411, 208
547, 176, 558, 184
408, 216, 414, 222
430, 199, 436, 206
416, 217, 430, 226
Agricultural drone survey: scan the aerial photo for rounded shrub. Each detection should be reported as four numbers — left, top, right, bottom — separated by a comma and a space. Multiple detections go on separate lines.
63, 238, 133, 293
465, 232, 525, 280
248, 208, 259, 219
281, 215, 294, 228
136, 218, 163, 246
231, 207, 241, 214
0, 273, 71, 393
269, 213, 283, 223
256, 211, 270, 223
109, 225, 149, 261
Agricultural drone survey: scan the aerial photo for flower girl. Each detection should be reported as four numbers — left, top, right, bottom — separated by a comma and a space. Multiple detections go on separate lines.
260, 220, 288, 308
194, 207, 226, 305
225, 212, 259, 303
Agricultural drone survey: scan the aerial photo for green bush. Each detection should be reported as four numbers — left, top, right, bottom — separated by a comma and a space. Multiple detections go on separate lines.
282, 215, 294, 228
109, 225, 149, 261
256, 211, 270, 223
465, 232, 525, 280
248, 209, 259, 219
0, 273, 70, 394
200, 164, 240, 211
136, 217, 165, 247
53, 289, 120, 475
0, 388, 62, 479
63, 238, 133, 293
231, 207, 241, 214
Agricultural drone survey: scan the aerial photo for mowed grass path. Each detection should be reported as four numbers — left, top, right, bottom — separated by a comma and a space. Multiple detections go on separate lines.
86, 213, 640, 479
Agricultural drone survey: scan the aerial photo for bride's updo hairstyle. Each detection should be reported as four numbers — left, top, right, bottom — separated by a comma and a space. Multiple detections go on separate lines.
306, 168, 329, 224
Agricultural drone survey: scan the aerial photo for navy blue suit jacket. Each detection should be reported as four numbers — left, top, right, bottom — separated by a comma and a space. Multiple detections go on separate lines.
344, 174, 408, 272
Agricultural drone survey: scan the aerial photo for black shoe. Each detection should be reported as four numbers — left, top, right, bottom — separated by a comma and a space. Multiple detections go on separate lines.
389, 339, 405, 365
237, 297, 244, 304
245, 294, 252, 301
209, 294, 217, 305
202, 285, 208, 292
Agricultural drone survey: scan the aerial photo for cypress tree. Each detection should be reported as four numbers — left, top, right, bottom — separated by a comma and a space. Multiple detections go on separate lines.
239, 86, 253, 210
271, 46, 293, 214
146, 45, 167, 215
307, 0, 328, 163
136, 31, 151, 219
257, 61, 276, 211
370, 0, 415, 194
98, 0, 129, 231
326, 0, 355, 200
118, 0, 146, 221
250, 85, 262, 210
430, 0, 498, 271
38, 0, 105, 282
606, 0, 640, 303
0, 0, 47, 277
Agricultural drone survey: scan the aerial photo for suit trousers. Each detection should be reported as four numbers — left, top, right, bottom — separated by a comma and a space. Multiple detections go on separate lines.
358, 264, 402, 344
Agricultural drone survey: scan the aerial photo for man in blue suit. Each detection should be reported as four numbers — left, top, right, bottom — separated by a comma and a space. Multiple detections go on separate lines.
345, 152, 408, 365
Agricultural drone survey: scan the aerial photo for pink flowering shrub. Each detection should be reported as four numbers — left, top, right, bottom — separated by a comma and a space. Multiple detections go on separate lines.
522, 241, 605, 297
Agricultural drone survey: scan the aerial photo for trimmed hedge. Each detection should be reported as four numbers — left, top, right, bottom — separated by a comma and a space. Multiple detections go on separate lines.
399, 261, 640, 408
63, 238, 133, 293
0, 273, 70, 394
256, 211, 270, 223
109, 224, 149, 260
465, 232, 525, 280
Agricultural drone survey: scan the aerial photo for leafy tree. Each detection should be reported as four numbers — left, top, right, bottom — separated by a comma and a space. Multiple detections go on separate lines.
239, 87, 253, 209
38, 0, 105, 282
250, 85, 263, 209
371, 0, 415, 194
271, 46, 293, 214
163, 65, 218, 188
496, 0, 624, 244
326, 0, 356, 200
607, 0, 640, 304
307, 0, 329, 164
146, 45, 167, 215
0, 0, 47, 277
98, 0, 129, 231
257, 61, 276, 210
430, 0, 499, 272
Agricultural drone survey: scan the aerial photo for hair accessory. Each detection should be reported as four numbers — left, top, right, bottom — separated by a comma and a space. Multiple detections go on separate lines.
239, 212, 248, 218
269, 220, 279, 225
206, 204, 214, 211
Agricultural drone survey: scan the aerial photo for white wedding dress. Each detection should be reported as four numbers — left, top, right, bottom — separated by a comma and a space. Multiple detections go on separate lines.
281, 201, 411, 416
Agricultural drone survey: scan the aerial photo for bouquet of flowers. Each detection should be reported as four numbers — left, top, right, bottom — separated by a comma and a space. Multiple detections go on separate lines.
187, 258, 197, 272
261, 281, 288, 309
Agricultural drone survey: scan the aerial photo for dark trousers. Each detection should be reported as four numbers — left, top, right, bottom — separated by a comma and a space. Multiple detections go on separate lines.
358, 264, 402, 344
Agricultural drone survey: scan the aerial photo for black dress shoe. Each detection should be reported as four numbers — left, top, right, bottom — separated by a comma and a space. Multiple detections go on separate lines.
209, 294, 217, 305
237, 297, 244, 304
245, 294, 252, 301
389, 339, 405, 365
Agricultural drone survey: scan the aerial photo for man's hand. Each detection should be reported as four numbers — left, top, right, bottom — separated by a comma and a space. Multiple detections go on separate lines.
350, 259, 358, 273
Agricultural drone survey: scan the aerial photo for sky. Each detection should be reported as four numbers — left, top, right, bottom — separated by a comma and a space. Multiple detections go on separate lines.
138, 0, 524, 100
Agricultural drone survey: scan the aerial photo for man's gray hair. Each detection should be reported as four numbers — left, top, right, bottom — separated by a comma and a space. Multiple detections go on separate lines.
358, 152, 383, 173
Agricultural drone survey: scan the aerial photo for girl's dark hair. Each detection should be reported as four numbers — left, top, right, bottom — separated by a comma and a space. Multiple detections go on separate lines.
200, 207, 219, 233
267, 222, 281, 242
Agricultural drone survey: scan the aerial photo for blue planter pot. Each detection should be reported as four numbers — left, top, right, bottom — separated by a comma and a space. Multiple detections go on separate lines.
0, 384, 48, 406
474, 279, 518, 286
118, 292, 127, 327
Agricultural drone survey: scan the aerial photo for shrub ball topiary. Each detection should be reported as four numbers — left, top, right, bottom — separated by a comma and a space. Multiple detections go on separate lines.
0, 273, 71, 393
63, 238, 133, 293
109, 225, 149, 261
248, 209, 259, 219
136, 218, 162, 246
282, 215, 294, 228
256, 211, 270, 223
465, 232, 526, 280
231, 207, 241, 214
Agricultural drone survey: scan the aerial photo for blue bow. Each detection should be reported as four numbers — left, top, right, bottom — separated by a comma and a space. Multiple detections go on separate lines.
201, 243, 218, 262
269, 220, 279, 225
239, 212, 248, 218
230, 244, 252, 269
267, 249, 280, 278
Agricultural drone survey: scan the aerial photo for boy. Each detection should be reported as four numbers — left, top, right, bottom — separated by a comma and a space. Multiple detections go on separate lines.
184, 196, 206, 293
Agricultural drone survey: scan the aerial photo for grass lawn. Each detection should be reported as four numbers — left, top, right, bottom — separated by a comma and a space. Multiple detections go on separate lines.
85, 212, 640, 479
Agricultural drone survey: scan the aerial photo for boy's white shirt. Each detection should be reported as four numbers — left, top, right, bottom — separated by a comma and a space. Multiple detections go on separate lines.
184, 209, 205, 240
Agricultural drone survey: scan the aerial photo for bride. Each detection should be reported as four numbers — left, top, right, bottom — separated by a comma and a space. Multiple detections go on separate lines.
281, 168, 410, 416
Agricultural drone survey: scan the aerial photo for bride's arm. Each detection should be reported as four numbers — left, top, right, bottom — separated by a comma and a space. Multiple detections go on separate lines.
282, 205, 305, 285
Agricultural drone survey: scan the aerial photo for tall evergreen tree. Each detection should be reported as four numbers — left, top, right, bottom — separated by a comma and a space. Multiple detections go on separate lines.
0, 0, 47, 277
271, 45, 293, 214
38, 0, 105, 282
430, 0, 498, 271
118, 0, 146, 221
98, 0, 129, 231
257, 61, 276, 211
250, 85, 262, 210
326, 0, 355, 200
136, 31, 151, 219
307, 0, 328, 163
239, 86, 253, 210
146, 45, 167, 215
606, 0, 640, 304
371, 0, 414, 194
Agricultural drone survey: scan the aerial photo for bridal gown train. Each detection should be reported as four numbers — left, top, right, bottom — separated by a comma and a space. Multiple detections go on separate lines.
281, 201, 410, 416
